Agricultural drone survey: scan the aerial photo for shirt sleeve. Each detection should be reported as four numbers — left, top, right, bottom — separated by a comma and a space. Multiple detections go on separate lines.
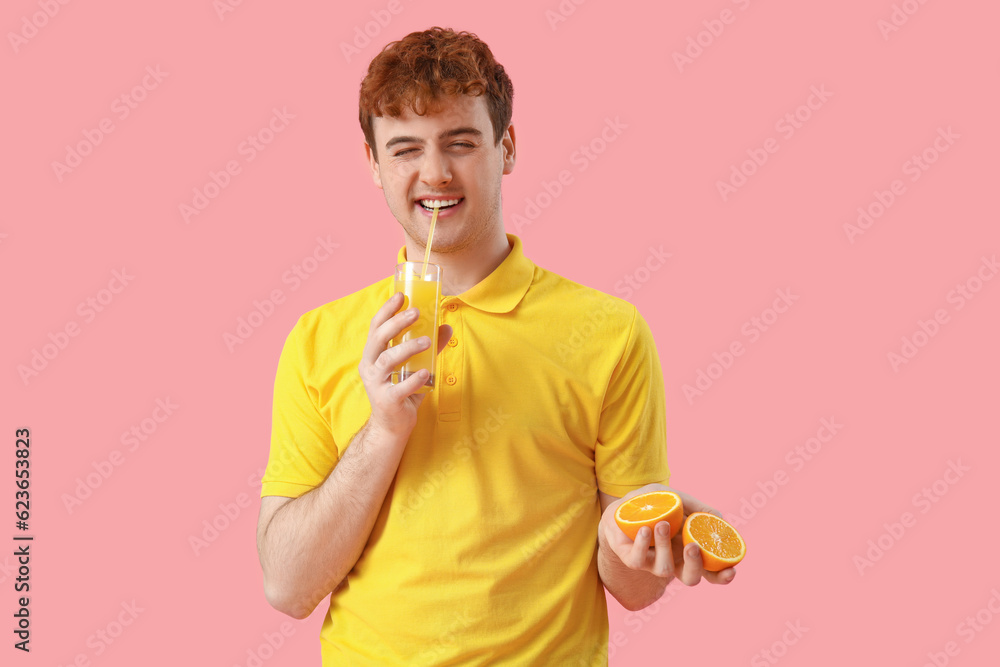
595, 305, 670, 498
261, 317, 339, 498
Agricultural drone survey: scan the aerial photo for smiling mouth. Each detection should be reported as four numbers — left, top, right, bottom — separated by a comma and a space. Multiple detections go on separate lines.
418, 198, 463, 211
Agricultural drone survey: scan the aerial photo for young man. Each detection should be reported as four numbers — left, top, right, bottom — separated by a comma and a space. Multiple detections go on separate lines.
257, 27, 735, 666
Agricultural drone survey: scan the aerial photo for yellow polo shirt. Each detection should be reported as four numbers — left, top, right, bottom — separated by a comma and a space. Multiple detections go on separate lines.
263, 233, 669, 666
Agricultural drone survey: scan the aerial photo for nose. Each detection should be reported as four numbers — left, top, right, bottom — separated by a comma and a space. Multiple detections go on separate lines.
419, 147, 452, 187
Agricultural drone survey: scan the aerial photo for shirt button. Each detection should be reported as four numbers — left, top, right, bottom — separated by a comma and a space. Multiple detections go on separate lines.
447, 336, 458, 347
447, 303, 458, 311
445, 375, 457, 385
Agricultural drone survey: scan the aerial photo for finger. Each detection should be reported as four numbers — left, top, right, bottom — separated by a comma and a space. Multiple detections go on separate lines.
651, 522, 674, 579
629, 526, 654, 570
368, 292, 406, 337
376, 307, 427, 354
703, 567, 737, 585
372, 336, 432, 383
364, 303, 419, 369
677, 542, 705, 586
363, 293, 406, 359
436, 324, 454, 355
384, 366, 430, 401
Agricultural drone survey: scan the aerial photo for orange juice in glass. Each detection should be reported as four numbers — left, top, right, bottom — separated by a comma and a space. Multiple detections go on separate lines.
390, 262, 441, 392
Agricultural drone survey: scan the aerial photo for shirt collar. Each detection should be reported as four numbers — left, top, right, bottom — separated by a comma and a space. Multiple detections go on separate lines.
395, 233, 534, 313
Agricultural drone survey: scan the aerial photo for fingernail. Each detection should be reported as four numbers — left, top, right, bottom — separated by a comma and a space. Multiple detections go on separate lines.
657, 523, 669, 537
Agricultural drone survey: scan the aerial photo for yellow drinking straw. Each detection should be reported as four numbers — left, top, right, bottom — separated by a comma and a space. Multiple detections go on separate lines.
421, 204, 439, 275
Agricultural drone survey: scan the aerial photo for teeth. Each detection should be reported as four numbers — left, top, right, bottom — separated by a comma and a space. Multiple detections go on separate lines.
419, 198, 460, 208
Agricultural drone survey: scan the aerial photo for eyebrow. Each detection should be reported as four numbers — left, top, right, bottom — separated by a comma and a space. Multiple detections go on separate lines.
385, 127, 483, 151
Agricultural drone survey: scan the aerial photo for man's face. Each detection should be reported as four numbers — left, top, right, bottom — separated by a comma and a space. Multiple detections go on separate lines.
366, 94, 515, 254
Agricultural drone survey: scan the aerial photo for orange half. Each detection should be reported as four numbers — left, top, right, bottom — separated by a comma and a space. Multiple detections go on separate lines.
682, 512, 746, 571
614, 490, 684, 541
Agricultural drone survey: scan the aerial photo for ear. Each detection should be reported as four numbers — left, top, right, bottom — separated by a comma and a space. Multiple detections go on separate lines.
501, 123, 516, 175
365, 142, 383, 189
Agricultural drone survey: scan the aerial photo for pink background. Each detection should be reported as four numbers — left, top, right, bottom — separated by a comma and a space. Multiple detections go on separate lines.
3, 0, 998, 665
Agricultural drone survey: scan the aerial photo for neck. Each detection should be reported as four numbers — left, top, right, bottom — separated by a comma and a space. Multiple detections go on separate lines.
405, 231, 511, 296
